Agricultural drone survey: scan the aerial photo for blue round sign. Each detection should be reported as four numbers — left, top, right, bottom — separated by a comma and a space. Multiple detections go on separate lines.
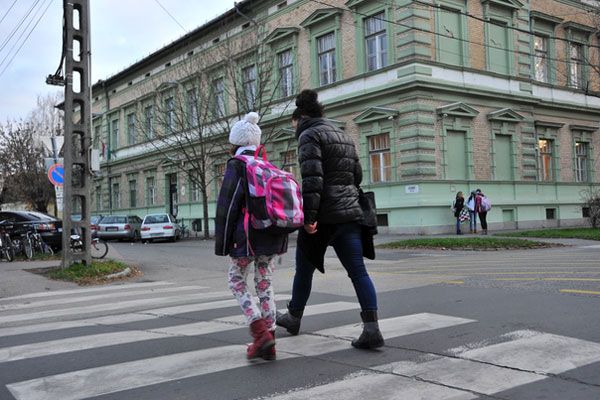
48, 164, 64, 186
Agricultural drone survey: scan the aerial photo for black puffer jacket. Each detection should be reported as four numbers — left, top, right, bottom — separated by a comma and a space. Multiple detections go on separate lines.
296, 118, 363, 225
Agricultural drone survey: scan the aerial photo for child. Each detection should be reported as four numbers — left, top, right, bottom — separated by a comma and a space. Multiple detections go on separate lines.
214, 112, 288, 360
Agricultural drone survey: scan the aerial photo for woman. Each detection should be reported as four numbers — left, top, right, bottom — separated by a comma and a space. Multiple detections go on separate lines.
276, 90, 384, 349
214, 112, 288, 360
476, 188, 488, 235
466, 190, 478, 234
452, 191, 465, 235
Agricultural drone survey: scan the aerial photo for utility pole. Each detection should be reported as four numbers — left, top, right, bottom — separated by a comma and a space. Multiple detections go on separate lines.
61, 0, 92, 267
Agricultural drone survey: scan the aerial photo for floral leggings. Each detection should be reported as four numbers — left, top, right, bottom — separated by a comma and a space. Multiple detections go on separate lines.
228, 255, 276, 331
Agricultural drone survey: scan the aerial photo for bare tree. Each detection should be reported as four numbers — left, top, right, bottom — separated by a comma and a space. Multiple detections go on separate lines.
130, 21, 295, 238
0, 121, 54, 212
27, 92, 64, 138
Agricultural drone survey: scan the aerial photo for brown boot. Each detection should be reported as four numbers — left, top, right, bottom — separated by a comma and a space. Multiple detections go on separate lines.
247, 319, 275, 360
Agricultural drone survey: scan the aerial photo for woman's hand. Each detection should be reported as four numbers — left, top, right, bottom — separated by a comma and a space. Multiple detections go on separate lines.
304, 222, 318, 234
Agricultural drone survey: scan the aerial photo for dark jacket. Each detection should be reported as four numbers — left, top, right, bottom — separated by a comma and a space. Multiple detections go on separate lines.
296, 118, 363, 225
453, 197, 464, 218
214, 151, 288, 257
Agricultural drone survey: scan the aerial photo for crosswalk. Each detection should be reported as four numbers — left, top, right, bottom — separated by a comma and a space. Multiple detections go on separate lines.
1, 281, 599, 400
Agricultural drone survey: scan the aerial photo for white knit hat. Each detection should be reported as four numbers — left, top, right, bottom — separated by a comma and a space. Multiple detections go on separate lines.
229, 112, 261, 147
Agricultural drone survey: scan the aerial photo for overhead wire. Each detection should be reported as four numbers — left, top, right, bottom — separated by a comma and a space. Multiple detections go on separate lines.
0, 0, 42, 54
0, 0, 19, 26
0, 0, 53, 79
153, 0, 187, 33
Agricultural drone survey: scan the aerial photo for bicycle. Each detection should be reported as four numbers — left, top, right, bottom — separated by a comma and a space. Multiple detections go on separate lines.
28, 225, 54, 256
13, 233, 33, 260
180, 223, 191, 239
0, 220, 15, 262
70, 233, 109, 259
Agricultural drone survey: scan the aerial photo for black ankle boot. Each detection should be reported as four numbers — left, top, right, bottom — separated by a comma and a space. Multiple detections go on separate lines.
275, 303, 303, 335
351, 310, 384, 349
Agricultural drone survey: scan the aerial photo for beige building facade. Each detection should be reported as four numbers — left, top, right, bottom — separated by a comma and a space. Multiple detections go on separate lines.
92, 0, 600, 234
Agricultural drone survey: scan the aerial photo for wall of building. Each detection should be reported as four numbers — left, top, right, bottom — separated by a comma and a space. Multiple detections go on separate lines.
90, 0, 600, 234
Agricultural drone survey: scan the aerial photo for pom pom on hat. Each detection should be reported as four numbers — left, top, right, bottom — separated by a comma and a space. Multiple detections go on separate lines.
229, 112, 262, 147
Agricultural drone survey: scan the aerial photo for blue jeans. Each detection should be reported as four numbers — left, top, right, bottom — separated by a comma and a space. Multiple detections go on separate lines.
456, 217, 462, 233
289, 222, 378, 312
469, 211, 477, 231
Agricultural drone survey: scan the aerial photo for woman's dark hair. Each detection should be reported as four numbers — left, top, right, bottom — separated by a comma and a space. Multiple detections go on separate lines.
291, 108, 303, 121
295, 89, 324, 118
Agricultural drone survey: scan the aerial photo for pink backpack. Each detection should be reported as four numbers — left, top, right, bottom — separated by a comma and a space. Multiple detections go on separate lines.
235, 145, 304, 234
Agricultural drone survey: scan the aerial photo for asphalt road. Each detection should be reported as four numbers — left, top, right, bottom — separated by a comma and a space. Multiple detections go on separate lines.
0, 236, 599, 399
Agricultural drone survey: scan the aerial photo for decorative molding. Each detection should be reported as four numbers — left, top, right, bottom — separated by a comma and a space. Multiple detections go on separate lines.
264, 27, 300, 45
300, 8, 343, 29
530, 11, 563, 25
562, 21, 594, 34
569, 124, 597, 132
345, 0, 372, 8
436, 102, 479, 118
535, 120, 564, 129
480, 0, 523, 10
353, 107, 399, 124
488, 108, 524, 122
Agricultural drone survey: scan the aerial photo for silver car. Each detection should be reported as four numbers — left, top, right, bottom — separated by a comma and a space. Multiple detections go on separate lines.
140, 213, 181, 242
97, 215, 142, 241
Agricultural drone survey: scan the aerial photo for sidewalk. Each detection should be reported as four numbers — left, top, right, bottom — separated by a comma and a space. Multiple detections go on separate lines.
0, 259, 75, 299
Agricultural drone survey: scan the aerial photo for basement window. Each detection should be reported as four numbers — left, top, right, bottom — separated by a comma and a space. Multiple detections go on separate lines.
242, 22, 250, 29
546, 208, 556, 220
377, 214, 389, 227
278, 1, 287, 9
145, 72, 151, 77
165, 62, 171, 68
213, 37, 220, 44
187, 50, 194, 57
582, 207, 590, 218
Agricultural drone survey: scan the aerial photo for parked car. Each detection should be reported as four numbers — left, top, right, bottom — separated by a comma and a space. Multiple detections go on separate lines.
90, 215, 104, 237
141, 214, 181, 242
97, 215, 142, 241
0, 211, 63, 250
71, 214, 104, 237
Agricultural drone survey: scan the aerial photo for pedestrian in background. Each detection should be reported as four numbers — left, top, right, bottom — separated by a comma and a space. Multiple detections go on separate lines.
452, 191, 465, 235
466, 190, 478, 234
214, 112, 288, 360
276, 89, 384, 349
476, 188, 490, 235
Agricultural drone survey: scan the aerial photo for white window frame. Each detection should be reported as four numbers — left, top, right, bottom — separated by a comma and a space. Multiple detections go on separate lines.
538, 138, 554, 181
278, 49, 294, 98
533, 35, 548, 83
368, 133, 392, 183
575, 141, 589, 182
317, 32, 337, 86
365, 12, 388, 72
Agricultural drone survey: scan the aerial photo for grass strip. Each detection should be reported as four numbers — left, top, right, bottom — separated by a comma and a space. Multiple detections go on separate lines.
497, 228, 600, 241
47, 260, 132, 284
378, 237, 554, 250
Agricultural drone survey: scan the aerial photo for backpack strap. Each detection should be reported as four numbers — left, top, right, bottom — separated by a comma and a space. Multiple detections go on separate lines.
254, 145, 268, 161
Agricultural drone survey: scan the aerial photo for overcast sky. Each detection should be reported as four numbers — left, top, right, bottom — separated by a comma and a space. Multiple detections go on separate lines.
0, 0, 237, 122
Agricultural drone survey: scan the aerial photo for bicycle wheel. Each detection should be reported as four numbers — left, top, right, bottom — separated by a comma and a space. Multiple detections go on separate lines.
90, 240, 109, 259
23, 237, 33, 259
3, 245, 14, 262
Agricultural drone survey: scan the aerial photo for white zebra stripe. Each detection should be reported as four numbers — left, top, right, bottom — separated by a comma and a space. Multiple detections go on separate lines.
0, 285, 209, 311
0, 301, 355, 362
5, 313, 475, 400
0, 291, 233, 325
0, 281, 176, 302
263, 330, 600, 399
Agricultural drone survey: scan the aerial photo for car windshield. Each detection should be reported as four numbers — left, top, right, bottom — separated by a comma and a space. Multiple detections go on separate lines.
91, 216, 102, 224
102, 216, 127, 224
144, 215, 169, 224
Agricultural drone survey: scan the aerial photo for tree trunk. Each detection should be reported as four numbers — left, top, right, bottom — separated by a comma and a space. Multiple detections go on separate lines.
202, 190, 210, 240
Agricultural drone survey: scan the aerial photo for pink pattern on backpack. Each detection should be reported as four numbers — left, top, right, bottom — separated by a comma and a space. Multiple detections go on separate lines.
235, 145, 304, 233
